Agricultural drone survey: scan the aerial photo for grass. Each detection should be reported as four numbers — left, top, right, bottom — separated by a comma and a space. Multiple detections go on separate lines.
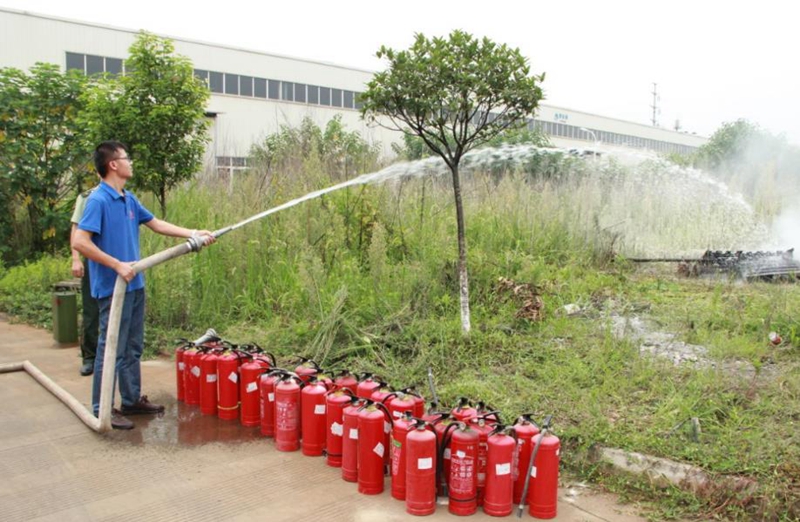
1, 151, 799, 520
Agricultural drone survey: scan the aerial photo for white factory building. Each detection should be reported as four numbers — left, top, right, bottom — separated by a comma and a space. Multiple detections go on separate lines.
1, 7, 707, 178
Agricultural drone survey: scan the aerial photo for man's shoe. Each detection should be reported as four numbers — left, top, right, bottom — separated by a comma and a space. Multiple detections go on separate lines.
121, 395, 165, 415
79, 361, 94, 376
111, 409, 134, 430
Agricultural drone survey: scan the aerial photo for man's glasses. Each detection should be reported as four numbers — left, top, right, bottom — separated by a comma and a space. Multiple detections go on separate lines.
112, 156, 133, 164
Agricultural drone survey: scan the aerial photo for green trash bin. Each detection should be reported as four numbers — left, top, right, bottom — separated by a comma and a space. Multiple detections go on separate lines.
53, 291, 78, 344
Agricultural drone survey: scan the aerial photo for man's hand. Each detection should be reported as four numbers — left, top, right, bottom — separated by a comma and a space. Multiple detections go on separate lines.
71, 259, 84, 278
114, 261, 136, 282
194, 230, 217, 246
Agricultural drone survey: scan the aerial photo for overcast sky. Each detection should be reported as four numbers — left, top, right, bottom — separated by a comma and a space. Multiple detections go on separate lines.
3, 0, 797, 144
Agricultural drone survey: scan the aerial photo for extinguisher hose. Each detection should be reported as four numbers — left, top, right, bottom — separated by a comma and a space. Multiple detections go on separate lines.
437, 422, 461, 498
516, 416, 552, 518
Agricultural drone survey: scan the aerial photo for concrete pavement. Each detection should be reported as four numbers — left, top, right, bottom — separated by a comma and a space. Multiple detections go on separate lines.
0, 314, 646, 521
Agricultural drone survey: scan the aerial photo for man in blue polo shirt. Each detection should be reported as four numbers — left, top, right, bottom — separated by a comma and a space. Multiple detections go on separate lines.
73, 141, 215, 430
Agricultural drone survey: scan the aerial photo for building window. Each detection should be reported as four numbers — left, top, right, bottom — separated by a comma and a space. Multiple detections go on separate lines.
307, 85, 319, 104
240, 75, 253, 96
66, 52, 84, 72
105, 57, 122, 76
331, 88, 342, 107
268, 80, 280, 100
209, 72, 223, 93
354, 92, 364, 110
282, 82, 293, 101
225, 74, 239, 95
343, 90, 354, 109
319, 87, 331, 106
86, 55, 104, 75
254, 77, 267, 98
194, 69, 209, 84
294, 83, 306, 103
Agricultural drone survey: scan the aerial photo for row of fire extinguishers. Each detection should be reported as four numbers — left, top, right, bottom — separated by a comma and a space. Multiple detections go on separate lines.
175, 329, 560, 518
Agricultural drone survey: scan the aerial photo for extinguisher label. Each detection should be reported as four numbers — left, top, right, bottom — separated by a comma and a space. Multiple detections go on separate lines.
314, 404, 326, 415
384, 421, 391, 434
191, 366, 201, 377
349, 428, 359, 440
228, 371, 238, 383
530, 466, 537, 478
496, 463, 511, 476
331, 422, 343, 436
268, 393, 274, 402
178, 362, 185, 370
206, 374, 217, 383
444, 448, 451, 460
246, 382, 258, 393
392, 410, 402, 418
556, 448, 560, 457
418, 457, 433, 470
456, 450, 465, 459
373, 442, 385, 458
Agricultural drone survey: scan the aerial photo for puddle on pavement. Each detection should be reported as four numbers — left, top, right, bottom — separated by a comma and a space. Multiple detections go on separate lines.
106, 395, 265, 447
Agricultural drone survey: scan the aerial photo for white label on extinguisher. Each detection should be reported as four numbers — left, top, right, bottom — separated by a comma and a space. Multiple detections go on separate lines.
331, 422, 343, 436
556, 448, 560, 457
191, 366, 200, 377
206, 374, 217, 383
496, 463, 511, 476
456, 450, 465, 459
246, 382, 258, 393
530, 466, 537, 478
228, 371, 238, 384
373, 442, 385, 458
392, 410, 402, 418
314, 404, 326, 415
178, 362, 185, 370
268, 393, 274, 402
349, 428, 359, 440
384, 421, 391, 434
444, 448, 451, 460
418, 457, 433, 470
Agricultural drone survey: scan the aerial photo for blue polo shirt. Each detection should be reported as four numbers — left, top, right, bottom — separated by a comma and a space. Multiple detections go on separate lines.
78, 182, 154, 299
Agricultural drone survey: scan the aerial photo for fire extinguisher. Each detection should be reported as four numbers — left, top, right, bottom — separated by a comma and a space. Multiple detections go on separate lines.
341, 396, 364, 483
175, 339, 192, 402
357, 372, 381, 400
512, 413, 541, 504
325, 387, 354, 467
469, 410, 502, 506
259, 368, 287, 437
333, 369, 358, 395
451, 397, 478, 422
405, 418, 438, 516
301, 376, 330, 456
441, 421, 479, 516
275, 374, 304, 452
518, 416, 559, 520
433, 413, 457, 496
400, 387, 426, 418
294, 356, 320, 384
240, 354, 273, 427
182, 347, 201, 406
216, 349, 242, 420
483, 424, 517, 517
357, 400, 393, 495
386, 392, 417, 423
391, 411, 414, 501
199, 348, 220, 416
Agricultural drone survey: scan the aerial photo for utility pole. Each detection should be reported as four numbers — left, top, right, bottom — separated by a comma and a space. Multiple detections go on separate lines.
650, 82, 659, 127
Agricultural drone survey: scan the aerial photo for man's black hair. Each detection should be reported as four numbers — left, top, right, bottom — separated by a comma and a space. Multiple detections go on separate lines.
93, 141, 128, 178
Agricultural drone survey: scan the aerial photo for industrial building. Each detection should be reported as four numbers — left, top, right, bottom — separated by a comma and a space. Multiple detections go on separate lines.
1, 7, 707, 178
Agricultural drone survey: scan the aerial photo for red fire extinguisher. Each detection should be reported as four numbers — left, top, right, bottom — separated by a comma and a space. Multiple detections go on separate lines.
301, 376, 330, 456
469, 410, 501, 506
199, 348, 220, 416
391, 411, 414, 501
333, 369, 358, 395
216, 350, 242, 421
175, 339, 192, 402
517, 416, 559, 520
433, 413, 457, 496
240, 355, 272, 427
357, 373, 381, 400
259, 369, 286, 437
451, 397, 478, 422
386, 392, 417, 423
325, 387, 353, 467
341, 396, 363, 483
294, 356, 320, 384
512, 413, 541, 504
400, 387, 426, 418
443, 422, 479, 516
275, 374, 304, 452
405, 418, 438, 516
183, 347, 201, 406
483, 424, 517, 517
357, 401, 392, 495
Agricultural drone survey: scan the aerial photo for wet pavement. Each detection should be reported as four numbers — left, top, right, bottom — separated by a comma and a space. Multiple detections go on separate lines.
0, 314, 646, 521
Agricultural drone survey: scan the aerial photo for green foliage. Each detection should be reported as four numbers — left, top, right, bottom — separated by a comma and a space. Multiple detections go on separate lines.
0, 254, 70, 327
393, 124, 552, 161
82, 32, 210, 216
0, 63, 91, 264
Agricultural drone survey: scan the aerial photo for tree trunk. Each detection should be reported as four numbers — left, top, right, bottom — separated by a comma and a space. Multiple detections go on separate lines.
450, 164, 471, 334
158, 184, 167, 218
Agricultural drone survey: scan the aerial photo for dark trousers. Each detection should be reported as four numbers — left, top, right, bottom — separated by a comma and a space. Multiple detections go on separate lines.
80, 258, 99, 363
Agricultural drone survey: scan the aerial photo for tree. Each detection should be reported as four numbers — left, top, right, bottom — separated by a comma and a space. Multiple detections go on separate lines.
0, 63, 90, 263
82, 32, 210, 216
360, 30, 545, 333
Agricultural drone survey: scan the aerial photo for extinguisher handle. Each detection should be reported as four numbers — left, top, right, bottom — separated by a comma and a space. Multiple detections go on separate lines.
374, 401, 394, 427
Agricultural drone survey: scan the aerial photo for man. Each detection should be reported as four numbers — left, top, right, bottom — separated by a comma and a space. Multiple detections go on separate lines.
70, 186, 99, 376
72, 141, 215, 430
